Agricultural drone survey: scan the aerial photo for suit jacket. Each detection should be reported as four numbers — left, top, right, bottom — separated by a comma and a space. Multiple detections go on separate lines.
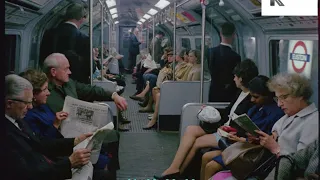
5, 117, 74, 180
47, 79, 113, 113
150, 37, 163, 63
208, 44, 241, 102
129, 34, 140, 55
54, 23, 91, 84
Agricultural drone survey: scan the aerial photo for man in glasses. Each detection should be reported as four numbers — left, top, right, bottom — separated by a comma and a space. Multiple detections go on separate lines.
5, 74, 94, 179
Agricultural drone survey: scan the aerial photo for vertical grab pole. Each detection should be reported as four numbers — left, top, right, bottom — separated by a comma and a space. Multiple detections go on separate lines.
200, 0, 206, 103
172, 1, 177, 81
152, 16, 155, 60
146, 28, 149, 51
100, 4, 104, 80
89, 0, 93, 85
109, 17, 111, 52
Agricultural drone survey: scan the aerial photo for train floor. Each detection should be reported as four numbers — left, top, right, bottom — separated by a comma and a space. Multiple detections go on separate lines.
117, 74, 179, 179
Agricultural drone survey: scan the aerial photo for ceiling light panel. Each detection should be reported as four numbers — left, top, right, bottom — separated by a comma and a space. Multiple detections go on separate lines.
140, 18, 146, 22
109, 8, 117, 14
137, 21, 142, 24
106, 0, 116, 8
155, 0, 170, 9
147, 8, 158, 15
114, 21, 119, 24
143, 14, 151, 19
112, 14, 118, 19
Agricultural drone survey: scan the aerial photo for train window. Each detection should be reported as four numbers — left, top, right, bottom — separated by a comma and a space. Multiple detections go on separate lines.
5, 34, 20, 74
181, 38, 191, 50
270, 39, 318, 106
195, 38, 201, 50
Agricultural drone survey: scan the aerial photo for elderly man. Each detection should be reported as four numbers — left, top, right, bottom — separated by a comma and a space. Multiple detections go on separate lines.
5, 74, 115, 179
43, 53, 129, 131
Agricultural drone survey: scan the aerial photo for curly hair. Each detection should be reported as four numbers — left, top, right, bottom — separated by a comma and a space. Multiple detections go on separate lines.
20, 69, 48, 95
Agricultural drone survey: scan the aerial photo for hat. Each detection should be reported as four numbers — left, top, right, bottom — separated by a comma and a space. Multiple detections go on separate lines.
197, 106, 221, 123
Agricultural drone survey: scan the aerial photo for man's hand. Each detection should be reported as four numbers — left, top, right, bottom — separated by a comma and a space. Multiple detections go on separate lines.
53, 111, 68, 128
74, 132, 94, 146
113, 93, 128, 111
69, 148, 91, 168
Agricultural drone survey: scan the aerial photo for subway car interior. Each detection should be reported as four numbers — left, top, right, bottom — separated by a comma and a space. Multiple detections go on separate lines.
4, 0, 319, 179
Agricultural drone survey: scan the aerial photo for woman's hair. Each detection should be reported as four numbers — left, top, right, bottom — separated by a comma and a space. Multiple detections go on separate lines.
20, 69, 48, 94
164, 46, 173, 53
189, 49, 201, 64
233, 59, 259, 88
248, 75, 274, 97
178, 48, 187, 60
268, 73, 313, 101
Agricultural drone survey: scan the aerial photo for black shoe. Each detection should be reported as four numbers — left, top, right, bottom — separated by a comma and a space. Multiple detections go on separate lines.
129, 96, 144, 102
142, 123, 157, 130
118, 127, 129, 132
154, 172, 180, 180
120, 120, 131, 124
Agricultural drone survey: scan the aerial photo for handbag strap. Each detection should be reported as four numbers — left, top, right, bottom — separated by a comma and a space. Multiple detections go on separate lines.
274, 155, 295, 180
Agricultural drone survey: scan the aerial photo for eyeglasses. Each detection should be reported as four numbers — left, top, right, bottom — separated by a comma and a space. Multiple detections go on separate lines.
9, 99, 33, 105
274, 94, 290, 102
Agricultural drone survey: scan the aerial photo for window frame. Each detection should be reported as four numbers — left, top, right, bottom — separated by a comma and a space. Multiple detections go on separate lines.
5, 30, 22, 73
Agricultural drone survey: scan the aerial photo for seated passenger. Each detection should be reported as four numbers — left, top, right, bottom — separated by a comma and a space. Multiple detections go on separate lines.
42, 53, 129, 131
255, 73, 318, 179
276, 139, 319, 180
175, 48, 193, 81
202, 75, 284, 180
5, 74, 114, 180
21, 69, 120, 173
185, 49, 201, 81
153, 59, 259, 178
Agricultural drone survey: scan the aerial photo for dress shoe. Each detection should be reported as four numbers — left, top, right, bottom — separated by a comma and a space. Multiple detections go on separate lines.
138, 108, 154, 113
154, 172, 180, 180
129, 96, 144, 102
118, 127, 129, 132
142, 123, 157, 130
120, 119, 131, 124
138, 102, 146, 107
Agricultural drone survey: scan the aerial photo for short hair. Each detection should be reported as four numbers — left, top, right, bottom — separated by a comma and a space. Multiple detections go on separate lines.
65, 3, 88, 21
20, 69, 48, 94
248, 75, 273, 97
233, 59, 259, 88
268, 73, 313, 101
189, 49, 201, 64
178, 48, 187, 59
43, 53, 64, 75
221, 22, 236, 37
5, 74, 33, 100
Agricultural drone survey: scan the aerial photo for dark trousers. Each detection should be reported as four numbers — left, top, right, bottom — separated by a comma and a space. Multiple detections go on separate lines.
93, 169, 116, 180
128, 52, 138, 71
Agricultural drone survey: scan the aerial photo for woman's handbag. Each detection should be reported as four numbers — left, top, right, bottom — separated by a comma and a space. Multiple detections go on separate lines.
197, 106, 222, 134
222, 142, 273, 180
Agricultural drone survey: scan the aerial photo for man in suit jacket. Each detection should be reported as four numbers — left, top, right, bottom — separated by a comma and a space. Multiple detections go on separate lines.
47, 3, 92, 84
4, 74, 93, 180
128, 28, 141, 72
208, 22, 241, 102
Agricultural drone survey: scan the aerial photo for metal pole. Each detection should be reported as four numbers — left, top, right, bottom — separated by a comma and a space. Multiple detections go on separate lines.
146, 28, 149, 50
100, 4, 104, 80
109, 18, 111, 51
200, 0, 206, 103
89, 0, 93, 85
152, 16, 155, 60
173, 1, 177, 81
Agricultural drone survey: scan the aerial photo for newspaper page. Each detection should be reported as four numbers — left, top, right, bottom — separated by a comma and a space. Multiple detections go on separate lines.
66, 162, 93, 180
74, 122, 114, 164
61, 96, 109, 138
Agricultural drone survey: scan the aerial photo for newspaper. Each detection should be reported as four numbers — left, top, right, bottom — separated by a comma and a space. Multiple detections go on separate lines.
61, 96, 109, 138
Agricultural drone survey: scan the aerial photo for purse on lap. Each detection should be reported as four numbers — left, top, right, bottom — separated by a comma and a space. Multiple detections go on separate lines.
222, 142, 274, 180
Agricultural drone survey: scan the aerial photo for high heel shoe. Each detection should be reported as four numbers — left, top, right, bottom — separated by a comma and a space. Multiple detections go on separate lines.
154, 172, 180, 180
142, 123, 157, 130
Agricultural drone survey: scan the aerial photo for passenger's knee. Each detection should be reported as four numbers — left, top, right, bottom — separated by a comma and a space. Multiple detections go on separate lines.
205, 161, 218, 172
202, 152, 213, 162
185, 125, 198, 136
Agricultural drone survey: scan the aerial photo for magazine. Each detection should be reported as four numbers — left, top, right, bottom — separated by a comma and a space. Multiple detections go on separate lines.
232, 114, 261, 136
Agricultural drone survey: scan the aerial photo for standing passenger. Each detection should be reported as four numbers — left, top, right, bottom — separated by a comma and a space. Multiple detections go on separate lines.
208, 22, 241, 102
127, 28, 141, 73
